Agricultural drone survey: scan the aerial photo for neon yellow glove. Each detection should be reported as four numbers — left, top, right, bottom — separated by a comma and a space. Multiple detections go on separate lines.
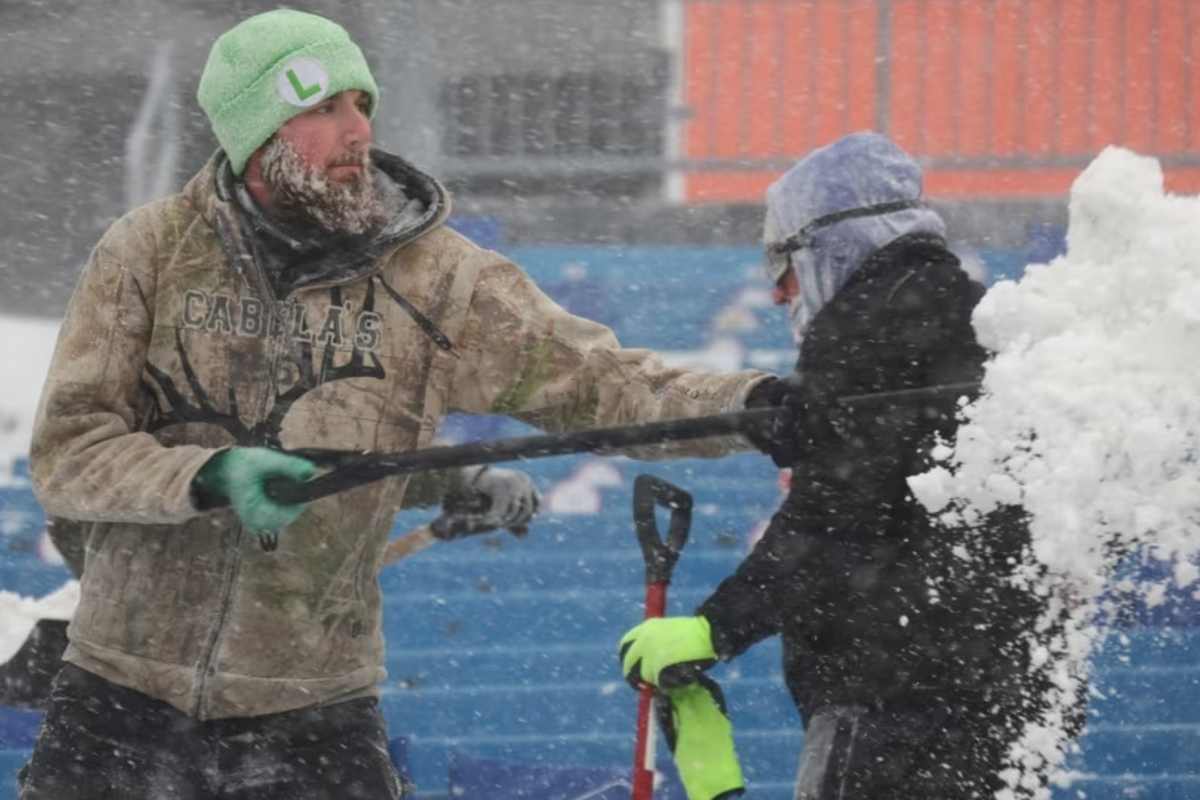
659, 676, 745, 800
619, 615, 716, 688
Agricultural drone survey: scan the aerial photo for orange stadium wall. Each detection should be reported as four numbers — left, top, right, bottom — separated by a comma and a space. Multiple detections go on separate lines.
681, 0, 1200, 203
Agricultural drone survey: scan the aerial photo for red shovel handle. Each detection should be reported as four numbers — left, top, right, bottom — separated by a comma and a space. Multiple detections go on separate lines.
632, 581, 667, 800
630, 476, 692, 800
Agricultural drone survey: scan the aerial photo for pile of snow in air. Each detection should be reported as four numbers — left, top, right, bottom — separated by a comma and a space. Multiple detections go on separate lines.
909, 146, 1200, 798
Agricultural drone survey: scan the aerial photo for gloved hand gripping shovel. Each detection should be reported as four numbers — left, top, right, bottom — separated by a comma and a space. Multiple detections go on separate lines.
380, 487, 530, 565
630, 474, 692, 800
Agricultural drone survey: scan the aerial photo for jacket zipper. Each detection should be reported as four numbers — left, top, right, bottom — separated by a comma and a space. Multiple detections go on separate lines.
190, 523, 247, 718
192, 214, 289, 718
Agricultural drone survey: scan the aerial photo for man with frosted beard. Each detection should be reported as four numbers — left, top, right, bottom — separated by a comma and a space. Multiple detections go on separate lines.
620, 132, 1087, 799
259, 132, 387, 235
22, 9, 776, 798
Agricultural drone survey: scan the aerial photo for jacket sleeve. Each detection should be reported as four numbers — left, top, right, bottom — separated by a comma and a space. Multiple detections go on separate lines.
448, 258, 771, 459
29, 214, 217, 524
698, 260, 985, 659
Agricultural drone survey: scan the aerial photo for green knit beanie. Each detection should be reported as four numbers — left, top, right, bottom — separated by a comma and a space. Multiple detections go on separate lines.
198, 9, 380, 176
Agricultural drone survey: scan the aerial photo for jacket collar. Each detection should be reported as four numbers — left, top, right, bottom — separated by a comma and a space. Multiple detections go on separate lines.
185, 148, 453, 295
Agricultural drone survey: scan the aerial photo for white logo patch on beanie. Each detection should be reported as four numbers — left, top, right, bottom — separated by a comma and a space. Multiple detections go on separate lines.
276, 56, 330, 107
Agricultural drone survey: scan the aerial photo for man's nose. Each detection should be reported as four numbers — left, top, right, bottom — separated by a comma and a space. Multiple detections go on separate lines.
343, 107, 371, 149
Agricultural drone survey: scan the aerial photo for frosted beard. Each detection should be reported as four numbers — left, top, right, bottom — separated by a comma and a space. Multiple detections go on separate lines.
260, 138, 387, 235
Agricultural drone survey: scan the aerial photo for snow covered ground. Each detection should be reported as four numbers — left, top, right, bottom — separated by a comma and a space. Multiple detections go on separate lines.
0, 315, 78, 664
0, 316, 57, 486
0, 581, 77, 664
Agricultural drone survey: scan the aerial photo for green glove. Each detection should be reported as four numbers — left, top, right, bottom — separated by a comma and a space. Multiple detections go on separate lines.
658, 676, 745, 800
193, 447, 317, 535
619, 615, 716, 688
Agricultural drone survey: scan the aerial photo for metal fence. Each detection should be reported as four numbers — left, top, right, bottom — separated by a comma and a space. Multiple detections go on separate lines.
670, 0, 1200, 202
423, 0, 1200, 203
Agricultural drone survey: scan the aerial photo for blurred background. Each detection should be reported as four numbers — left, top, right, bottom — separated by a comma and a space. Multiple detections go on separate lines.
4, 0, 1197, 314
2, 1, 1199, 798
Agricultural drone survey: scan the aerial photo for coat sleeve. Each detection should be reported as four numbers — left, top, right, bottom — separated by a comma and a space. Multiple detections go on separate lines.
698, 260, 985, 659
29, 212, 217, 524
447, 258, 771, 458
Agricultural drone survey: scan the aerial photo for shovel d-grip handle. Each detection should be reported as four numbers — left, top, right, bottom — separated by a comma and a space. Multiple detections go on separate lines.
631, 475, 692, 800
633, 475, 692, 587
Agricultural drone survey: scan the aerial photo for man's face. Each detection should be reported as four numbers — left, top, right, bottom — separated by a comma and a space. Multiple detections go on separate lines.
255, 89, 386, 234
772, 268, 800, 306
763, 207, 800, 306
277, 89, 373, 182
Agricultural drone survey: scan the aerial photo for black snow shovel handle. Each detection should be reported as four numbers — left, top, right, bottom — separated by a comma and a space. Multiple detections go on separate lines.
633, 475, 692, 586
265, 381, 979, 506
266, 407, 777, 506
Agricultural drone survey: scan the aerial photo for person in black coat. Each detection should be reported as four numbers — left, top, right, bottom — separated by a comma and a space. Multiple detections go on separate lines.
620, 132, 1084, 799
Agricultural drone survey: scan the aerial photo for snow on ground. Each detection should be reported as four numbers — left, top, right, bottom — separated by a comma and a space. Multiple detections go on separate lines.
909, 146, 1200, 798
0, 581, 78, 664
0, 316, 57, 487
0, 315, 75, 651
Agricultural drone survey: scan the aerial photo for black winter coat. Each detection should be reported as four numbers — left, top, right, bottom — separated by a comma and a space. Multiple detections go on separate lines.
699, 235, 1075, 733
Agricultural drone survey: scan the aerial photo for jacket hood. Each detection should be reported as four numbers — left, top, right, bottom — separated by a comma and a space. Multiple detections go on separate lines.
764, 131, 946, 343
186, 147, 452, 296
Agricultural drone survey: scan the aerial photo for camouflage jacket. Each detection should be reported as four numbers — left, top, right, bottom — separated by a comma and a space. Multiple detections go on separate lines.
30, 150, 765, 719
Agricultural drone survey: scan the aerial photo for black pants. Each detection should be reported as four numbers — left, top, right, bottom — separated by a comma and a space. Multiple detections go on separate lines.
794, 704, 1021, 800
18, 664, 404, 800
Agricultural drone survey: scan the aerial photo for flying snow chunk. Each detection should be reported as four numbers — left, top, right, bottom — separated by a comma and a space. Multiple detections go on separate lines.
911, 145, 1200, 587
908, 146, 1200, 797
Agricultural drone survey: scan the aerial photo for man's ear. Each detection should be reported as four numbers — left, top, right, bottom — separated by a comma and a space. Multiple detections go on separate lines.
244, 134, 275, 181
242, 138, 274, 208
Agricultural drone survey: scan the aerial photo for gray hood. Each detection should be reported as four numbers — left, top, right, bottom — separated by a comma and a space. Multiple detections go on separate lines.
764, 131, 946, 343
